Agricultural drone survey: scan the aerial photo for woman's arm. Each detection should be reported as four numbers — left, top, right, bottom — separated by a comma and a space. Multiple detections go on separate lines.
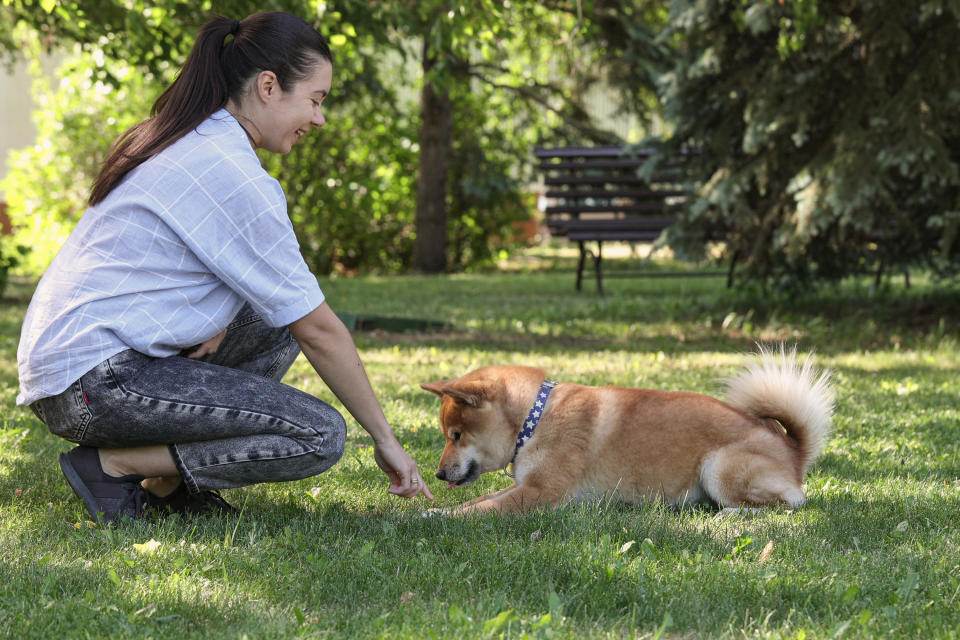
289, 302, 433, 500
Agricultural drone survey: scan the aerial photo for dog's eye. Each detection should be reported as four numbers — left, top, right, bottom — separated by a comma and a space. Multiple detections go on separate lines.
450, 431, 461, 442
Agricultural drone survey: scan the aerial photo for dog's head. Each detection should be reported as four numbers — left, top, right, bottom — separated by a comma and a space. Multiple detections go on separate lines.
421, 366, 544, 488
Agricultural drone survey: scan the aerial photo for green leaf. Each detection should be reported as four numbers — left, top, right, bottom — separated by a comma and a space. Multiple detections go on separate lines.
482, 609, 518, 635
652, 611, 673, 640
897, 571, 920, 603
840, 584, 858, 604
448, 603, 470, 624
531, 612, 551, 630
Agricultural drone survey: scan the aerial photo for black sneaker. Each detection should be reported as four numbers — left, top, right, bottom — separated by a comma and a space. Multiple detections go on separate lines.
58, 446, 147, 524
146, 482, 238, 516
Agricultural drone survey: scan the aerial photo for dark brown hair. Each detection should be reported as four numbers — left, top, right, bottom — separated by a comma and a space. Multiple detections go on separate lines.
89, 12, 332, 205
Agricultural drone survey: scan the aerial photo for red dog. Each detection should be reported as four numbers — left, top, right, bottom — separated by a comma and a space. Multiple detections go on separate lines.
422, 346, 833, 514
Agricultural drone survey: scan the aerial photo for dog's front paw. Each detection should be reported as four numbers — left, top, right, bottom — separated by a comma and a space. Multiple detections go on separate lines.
421, 507, 451, 518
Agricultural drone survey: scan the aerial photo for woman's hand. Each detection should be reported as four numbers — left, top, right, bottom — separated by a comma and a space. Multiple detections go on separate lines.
289, 303, 434, 501
185, 329, 228, 359
373, 436, 434, 500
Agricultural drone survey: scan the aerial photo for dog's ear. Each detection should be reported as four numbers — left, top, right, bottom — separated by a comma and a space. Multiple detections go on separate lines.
438, 381, 487, 407
421, 379, 486, 407
420, 380, 452, 397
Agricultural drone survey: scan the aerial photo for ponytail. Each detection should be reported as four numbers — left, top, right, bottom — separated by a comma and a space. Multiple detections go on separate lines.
89, 12, 332, 206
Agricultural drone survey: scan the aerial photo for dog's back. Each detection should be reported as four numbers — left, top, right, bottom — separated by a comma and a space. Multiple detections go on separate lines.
533, 347, 833, 508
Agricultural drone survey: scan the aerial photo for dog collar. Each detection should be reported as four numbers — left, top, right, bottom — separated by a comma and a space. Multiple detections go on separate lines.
512, 379, 557, 463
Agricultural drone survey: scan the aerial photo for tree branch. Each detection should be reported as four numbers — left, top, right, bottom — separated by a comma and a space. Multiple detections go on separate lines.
463, 66, 620, 144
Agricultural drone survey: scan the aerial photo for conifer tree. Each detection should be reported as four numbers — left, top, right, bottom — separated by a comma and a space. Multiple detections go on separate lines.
660, 0, 960, 288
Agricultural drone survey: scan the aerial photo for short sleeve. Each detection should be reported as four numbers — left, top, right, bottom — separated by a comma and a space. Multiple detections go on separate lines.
151, 137, 324, 327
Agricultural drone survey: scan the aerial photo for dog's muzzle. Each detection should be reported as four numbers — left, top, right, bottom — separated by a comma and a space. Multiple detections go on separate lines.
436, 460, 479, 487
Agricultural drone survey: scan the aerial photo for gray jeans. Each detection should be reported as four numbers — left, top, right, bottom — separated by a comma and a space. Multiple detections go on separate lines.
31, 305, 346, 493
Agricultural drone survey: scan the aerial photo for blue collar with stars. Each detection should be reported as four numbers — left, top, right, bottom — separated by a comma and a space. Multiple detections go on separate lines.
512, 379, 557, 463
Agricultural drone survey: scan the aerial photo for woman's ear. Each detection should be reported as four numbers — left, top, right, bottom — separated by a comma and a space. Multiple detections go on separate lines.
255, 70, 279, 103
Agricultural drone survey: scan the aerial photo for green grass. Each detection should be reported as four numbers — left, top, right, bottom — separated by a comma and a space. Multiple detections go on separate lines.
2, 250, 959, 639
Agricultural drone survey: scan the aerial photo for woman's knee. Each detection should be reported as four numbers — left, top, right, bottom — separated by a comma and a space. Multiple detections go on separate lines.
318, 406, 347, 463
302, 404, 346, 473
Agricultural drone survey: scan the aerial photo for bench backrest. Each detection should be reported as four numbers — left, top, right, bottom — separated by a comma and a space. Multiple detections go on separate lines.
535, 146, 689, 240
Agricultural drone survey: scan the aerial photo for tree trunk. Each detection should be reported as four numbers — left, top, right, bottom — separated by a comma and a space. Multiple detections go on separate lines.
414, 41, 453, 273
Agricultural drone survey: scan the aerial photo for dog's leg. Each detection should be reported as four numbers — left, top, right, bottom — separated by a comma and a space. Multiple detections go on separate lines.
453, 483, 552, 514
701, 448, 805, 509
443, 485, 519, 514
459, 464, 585, 514
458, 484, 518, 508
422, 484, 520, 517
434, 475, 571, 515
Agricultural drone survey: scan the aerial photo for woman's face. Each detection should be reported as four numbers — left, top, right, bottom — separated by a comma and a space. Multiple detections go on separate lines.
256, 60, 332, 154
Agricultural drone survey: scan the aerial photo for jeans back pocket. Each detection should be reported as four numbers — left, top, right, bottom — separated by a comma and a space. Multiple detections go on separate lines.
35, 380, 93, 443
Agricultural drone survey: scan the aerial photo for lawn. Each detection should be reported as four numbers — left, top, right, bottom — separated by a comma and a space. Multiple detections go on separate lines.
1, 251, 958, 639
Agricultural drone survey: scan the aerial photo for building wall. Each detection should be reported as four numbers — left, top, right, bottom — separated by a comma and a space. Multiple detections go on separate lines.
0, 54, 59, 203
1, 54, 60, 234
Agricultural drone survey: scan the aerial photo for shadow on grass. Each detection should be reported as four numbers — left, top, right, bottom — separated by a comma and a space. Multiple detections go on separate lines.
3, 415, 957, 639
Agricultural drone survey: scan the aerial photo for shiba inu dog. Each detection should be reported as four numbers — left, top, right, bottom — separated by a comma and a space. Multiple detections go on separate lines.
421, 346, 833, 515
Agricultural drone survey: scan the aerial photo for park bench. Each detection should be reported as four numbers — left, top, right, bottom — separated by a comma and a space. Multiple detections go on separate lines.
535, 145, 696, 293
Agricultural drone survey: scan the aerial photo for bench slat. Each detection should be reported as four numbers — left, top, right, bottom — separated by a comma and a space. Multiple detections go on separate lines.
545, 203, 668, 215
544, 174, 682, 186
568, 230, 666, 241
538, 158, 662, 171
534, 146, 657, 159
548, 217, 676, 231
553, 216, 677, 227
544, 188, 687, 200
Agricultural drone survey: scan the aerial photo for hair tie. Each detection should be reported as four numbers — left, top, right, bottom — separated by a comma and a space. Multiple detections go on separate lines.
230, 19, 240, 36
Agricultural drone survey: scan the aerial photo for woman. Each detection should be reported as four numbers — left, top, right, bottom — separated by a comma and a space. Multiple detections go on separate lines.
16, 12, 433, 523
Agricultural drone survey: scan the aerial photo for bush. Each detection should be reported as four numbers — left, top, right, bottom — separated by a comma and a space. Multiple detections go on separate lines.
0, 238, 25, 298
1, 46, 162, 276
4, 25, 537, 279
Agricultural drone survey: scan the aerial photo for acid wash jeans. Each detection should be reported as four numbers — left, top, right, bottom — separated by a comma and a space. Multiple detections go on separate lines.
30, 304, 346, 493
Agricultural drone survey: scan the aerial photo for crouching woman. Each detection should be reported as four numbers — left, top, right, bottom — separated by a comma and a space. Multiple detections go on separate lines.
16, 11, 432, 523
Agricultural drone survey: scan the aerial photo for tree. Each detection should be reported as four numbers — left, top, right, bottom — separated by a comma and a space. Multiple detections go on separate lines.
1, 0, 671, 275
659, 0, 960, 289
391, 0, 671, 272
415, 17, 453, 273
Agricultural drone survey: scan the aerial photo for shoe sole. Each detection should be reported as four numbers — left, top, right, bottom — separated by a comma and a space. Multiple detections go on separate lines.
59, 452, 107, 524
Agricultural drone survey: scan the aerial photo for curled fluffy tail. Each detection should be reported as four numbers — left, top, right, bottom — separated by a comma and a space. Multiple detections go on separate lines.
724, 345, 834, 473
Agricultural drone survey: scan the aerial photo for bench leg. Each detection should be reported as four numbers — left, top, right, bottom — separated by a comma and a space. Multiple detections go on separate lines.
576, 241, 605, 294
726, 251, 738, 289
593, 241, 604, 295
576, 241, 586, 291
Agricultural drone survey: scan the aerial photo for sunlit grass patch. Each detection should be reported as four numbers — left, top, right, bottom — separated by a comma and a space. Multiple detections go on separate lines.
2, 255, 959, 638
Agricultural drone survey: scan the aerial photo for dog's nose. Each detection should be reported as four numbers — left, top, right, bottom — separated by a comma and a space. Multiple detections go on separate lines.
435, 469, 447, 481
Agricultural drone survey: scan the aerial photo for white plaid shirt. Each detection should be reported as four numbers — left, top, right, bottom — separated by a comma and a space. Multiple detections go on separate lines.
16, 109, 325, 405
